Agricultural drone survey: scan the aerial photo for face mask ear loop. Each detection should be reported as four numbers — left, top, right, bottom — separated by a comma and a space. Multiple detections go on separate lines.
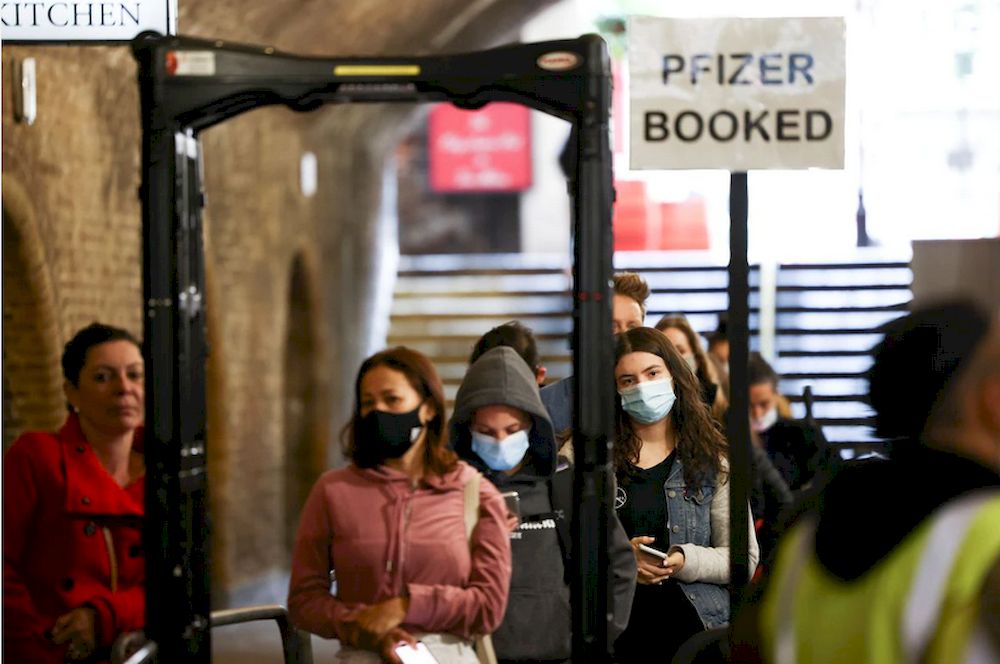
414, 399, 433, 441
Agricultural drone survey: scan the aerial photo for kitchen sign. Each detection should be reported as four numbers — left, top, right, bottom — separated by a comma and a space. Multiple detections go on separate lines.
1, 0, 177, 42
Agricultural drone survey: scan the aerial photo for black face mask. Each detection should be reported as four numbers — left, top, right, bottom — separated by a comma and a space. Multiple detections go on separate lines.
357, 406, 424, 464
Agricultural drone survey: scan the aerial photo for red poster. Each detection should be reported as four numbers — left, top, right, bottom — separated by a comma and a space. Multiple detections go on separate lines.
429, 102, 532, 192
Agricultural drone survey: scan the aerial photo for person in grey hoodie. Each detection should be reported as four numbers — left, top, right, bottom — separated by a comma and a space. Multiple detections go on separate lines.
450, 346, 636, 664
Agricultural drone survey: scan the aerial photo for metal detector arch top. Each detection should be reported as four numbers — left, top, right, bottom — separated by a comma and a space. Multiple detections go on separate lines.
133, 32, 609, 128
132, 32, 615, 662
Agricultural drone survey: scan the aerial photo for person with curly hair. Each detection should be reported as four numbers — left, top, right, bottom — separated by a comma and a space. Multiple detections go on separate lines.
611, 327, 759, 662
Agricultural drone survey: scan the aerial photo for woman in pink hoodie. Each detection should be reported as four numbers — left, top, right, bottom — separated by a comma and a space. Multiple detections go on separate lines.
289, 347, 512, 663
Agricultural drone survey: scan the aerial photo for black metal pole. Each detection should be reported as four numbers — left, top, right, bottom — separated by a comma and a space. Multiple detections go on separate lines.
570, 36, 614, 663
135, 36, 211, 662
726, 171, 751, 608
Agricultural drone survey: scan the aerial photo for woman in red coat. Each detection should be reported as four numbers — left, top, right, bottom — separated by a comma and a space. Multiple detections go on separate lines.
4, 323, 146, 663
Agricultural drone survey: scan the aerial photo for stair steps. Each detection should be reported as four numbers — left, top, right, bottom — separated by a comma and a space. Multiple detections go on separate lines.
387, 251, 911, 456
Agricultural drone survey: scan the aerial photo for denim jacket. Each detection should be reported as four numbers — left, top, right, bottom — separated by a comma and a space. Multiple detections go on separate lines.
663, 457, 757, 629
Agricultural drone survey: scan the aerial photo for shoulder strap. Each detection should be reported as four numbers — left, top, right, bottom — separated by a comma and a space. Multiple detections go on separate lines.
463, 472, 483, 541
463, 471, 481, 542
462, 471, 499, 664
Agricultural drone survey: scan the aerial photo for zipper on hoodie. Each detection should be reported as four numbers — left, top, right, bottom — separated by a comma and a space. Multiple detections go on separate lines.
392, 482, 418, 594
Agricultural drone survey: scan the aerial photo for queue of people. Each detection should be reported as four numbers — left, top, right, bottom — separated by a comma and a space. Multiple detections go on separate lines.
5, 279, 996, 664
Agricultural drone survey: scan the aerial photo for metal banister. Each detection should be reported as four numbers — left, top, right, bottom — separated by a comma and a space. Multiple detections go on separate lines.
122, 641, 158, 664
210, 604, 313, 664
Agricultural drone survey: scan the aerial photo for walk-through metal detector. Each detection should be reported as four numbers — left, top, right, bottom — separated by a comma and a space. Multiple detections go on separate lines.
131, 32, 615, 662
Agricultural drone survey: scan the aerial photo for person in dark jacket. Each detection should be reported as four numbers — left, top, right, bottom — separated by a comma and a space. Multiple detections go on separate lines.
749, 439, 794, 562
748, 353, 836, 494
451, 346, 636, 663
733, 300, 1000, 663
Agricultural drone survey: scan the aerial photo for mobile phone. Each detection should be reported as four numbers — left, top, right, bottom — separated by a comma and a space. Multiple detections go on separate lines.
394, 641, 440, 664
500, 491, 520, 520
638, 543, 668, 560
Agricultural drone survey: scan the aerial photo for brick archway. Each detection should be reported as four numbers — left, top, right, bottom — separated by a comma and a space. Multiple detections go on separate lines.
2, 177, 65, 448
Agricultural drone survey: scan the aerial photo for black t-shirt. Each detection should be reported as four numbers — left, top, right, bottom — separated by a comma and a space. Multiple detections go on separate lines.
616, 452, 675, 551
614, 451, 705, 661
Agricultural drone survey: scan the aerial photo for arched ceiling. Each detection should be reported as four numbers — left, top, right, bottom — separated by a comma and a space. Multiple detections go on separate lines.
179, 0, 562, 57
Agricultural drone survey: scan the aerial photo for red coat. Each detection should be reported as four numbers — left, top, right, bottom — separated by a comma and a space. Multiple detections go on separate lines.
3, 414, 145, 663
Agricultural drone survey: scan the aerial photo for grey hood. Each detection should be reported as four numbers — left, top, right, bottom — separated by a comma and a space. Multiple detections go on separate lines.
450, 346, 557, 478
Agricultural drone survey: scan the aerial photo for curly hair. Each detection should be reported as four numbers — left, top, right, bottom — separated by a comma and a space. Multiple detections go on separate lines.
343, 347, 457, 474
613, 272, 651, 316
613, 327, 727, 487
654, 314, 729, 424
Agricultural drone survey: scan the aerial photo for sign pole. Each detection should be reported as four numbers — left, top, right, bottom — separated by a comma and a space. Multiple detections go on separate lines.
726, 170, 752, 605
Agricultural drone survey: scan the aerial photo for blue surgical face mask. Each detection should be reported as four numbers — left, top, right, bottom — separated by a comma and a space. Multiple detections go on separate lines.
471, 428, 531, 472
620, 379, 676, 424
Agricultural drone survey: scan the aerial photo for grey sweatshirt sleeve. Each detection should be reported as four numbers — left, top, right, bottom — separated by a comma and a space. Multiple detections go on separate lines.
607, 511, 637, 641
670, 462, 760, 585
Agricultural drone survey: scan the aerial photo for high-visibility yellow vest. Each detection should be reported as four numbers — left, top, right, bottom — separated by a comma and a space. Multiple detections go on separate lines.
759, 490, 1000, 664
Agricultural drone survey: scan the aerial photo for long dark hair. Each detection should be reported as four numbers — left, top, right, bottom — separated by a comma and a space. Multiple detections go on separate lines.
343, 347, 457, 475
614, 327, 727, 487
655, 314, 729, 423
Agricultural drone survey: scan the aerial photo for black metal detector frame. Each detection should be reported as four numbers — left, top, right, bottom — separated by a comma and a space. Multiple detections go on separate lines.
131, 32, 614, 662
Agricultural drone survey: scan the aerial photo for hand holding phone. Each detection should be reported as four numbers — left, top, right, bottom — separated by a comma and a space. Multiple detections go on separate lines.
394, 641, 440, 664
638, 543, 668, 559
631, 535, 673, 585
501, 491, 520, 532
501, 491, 520, 519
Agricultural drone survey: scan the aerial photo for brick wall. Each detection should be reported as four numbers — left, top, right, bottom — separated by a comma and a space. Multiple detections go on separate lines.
2, 0, 553, 600
1, 44, 346, 597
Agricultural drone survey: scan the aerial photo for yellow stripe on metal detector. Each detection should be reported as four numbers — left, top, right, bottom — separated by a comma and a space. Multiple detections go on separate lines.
333, 65, 421, 76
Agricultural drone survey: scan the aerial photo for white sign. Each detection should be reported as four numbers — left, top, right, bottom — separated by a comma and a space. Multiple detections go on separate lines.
628, 16, 845, 170
1, 1, 176, 41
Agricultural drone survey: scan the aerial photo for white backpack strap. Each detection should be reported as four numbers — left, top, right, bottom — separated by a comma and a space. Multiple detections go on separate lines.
462, 471, 499, 664
463, 471, 481, 541
964, 622, 1000, 664
773, 519, 817, 664
902, 490, 999, 664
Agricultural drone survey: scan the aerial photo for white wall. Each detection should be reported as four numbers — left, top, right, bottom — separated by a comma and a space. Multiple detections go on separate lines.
911, 239, 1000, 312
518, 1, 589, 255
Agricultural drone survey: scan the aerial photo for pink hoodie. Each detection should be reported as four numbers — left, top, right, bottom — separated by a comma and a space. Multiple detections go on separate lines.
288, 460, 511, 641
